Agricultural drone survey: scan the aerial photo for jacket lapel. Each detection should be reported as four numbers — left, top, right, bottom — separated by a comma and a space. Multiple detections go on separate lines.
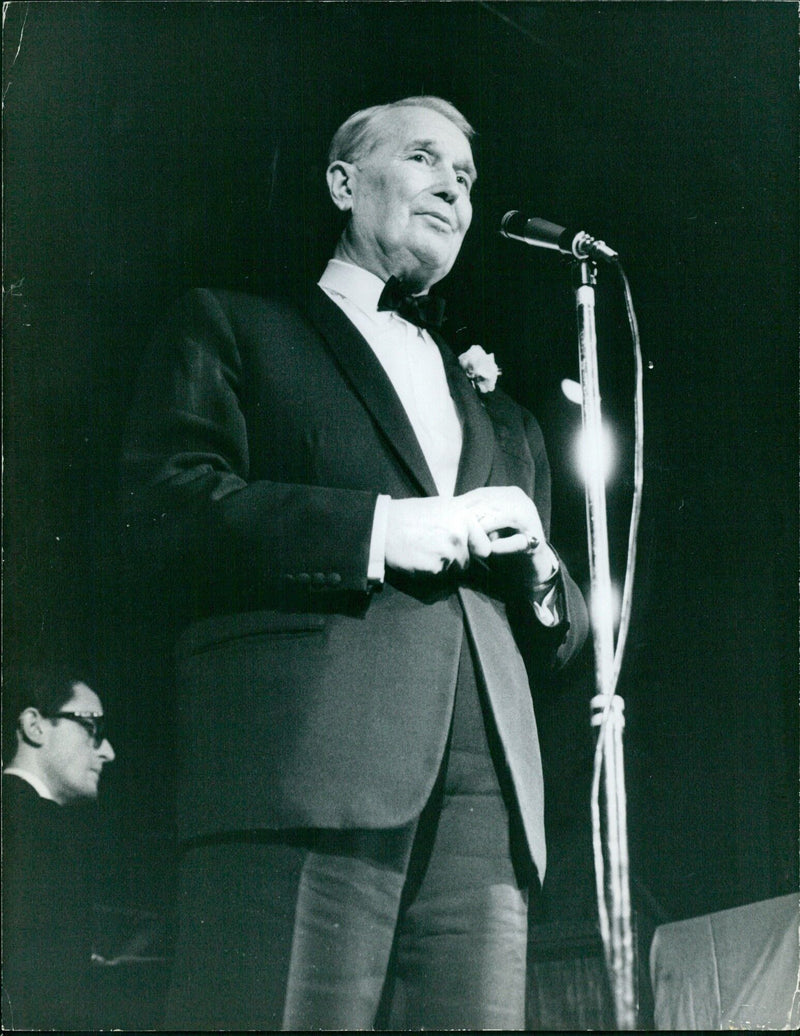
307, 286, 439, 497
433, 335, 496, 493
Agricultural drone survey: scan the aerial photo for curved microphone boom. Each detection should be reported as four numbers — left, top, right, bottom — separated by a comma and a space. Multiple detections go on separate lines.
500, 211, 619, 262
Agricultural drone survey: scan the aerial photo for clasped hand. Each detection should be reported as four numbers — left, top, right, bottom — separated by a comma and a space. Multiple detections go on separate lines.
385, 486, 556, 580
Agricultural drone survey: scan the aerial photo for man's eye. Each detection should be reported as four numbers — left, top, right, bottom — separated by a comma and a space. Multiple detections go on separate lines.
410, 152, 430, 163
457, 174, 471, 190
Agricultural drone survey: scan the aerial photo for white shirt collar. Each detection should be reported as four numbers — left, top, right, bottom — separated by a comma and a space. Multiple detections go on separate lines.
318, 259, 389, 322
3, 766, 59, 802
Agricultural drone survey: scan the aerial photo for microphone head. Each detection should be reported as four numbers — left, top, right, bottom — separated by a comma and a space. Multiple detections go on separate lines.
499, 212, 568, 250
500, 210, 524, 239
501, 211, 619, 260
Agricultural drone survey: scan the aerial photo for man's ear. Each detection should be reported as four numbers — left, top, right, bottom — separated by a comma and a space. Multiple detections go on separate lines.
327, 161, 356, 212
18, 707, 47, 747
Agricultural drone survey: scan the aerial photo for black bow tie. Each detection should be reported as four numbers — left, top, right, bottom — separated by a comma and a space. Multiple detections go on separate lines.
377, 276, 446, 331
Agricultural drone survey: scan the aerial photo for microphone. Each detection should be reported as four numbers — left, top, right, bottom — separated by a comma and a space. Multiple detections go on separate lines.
500, 211, 619, 262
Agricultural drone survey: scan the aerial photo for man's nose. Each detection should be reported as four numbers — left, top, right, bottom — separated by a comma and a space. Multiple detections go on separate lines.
433, 167, 460, 203
98, 738, 115, 762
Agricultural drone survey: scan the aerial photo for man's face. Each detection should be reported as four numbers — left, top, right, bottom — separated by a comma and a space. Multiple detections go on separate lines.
336, 106, 476, 291
40, 682, 115, 804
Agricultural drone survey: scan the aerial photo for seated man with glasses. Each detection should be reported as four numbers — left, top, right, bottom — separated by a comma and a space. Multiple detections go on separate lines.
2, 666, 116, 1030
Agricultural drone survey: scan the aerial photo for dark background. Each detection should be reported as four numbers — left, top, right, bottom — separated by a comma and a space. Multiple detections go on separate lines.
3, 0, 797, 998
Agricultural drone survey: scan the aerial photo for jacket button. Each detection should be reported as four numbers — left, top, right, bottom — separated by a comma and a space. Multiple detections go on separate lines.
311, 572, 326, 587
327, 572, 342, 586
296, 573, 311, 585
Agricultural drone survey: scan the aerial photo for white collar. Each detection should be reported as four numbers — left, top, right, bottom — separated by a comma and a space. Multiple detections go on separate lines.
318, 259, 390, 321
3, 766, 59, 802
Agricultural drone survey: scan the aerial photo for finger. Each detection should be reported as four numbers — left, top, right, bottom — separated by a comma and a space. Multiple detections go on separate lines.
475, 510, 498, 526
443, 529, 472, 571
466, 515, 493, 559
477, 507, 536, 538
476, 513, 513, 537
488, 531, 530, 556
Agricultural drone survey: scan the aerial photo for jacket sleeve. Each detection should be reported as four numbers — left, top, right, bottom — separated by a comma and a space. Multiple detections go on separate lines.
119, 289, 378, 607
500, 404, 590, 673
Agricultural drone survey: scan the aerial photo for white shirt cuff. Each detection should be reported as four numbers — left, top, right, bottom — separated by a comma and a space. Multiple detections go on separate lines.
533, 583, 561, 627
367, 495, 391, 583
531, 553, 562, 626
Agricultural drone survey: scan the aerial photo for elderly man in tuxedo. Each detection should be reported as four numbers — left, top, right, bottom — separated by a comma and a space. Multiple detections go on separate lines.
121, 95, 588, 1030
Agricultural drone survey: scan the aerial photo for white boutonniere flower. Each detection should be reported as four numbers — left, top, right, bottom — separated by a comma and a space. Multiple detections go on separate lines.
458, 345, 502, 394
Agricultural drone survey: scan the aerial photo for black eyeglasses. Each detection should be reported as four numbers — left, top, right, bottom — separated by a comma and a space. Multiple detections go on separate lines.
44, 711, 107, 748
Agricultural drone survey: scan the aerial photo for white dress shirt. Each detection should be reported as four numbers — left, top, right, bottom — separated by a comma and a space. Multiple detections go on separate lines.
318, 259, 560, 623
319, 259, 463, 497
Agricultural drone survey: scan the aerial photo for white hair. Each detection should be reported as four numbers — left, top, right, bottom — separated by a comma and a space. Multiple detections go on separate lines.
327, 96, 475, 166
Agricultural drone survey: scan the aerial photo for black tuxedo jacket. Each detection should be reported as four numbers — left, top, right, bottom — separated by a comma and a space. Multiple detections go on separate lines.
121, 286, 588, 880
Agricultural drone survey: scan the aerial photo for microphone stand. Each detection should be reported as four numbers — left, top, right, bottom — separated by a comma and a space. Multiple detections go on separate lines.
572, 258, 636, 1030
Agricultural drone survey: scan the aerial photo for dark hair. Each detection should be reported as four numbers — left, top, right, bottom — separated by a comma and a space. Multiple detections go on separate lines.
327, 95, 475, 167
1, 665, 84, 762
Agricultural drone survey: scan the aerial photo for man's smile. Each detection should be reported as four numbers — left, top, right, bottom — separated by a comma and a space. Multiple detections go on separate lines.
418, 210, 456, 231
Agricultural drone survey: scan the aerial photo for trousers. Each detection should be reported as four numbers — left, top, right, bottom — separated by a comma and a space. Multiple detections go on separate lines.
165, 637, 534, 1030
